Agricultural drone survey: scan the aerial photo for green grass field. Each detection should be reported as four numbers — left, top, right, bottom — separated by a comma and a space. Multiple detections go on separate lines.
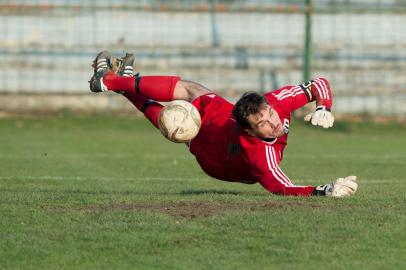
0, 116, 405, 270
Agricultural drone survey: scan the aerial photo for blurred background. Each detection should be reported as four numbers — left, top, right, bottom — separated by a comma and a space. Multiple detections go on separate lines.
1, 0, 405, 117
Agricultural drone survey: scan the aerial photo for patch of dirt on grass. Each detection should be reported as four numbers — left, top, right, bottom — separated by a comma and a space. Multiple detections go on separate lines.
75, 201, 322, 219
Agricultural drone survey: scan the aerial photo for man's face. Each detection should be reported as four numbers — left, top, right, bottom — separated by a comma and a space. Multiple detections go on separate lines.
245, 104, 284, 139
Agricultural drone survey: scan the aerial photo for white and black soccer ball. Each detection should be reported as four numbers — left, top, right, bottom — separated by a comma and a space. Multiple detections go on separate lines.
158, 100, 201, 143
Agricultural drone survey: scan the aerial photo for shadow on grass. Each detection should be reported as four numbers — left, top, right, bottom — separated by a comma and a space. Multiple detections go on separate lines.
180, 189, 268, 197
1, 187, 179, 197
180, 189, 243, 196
2, 187, 266, 197
64, 199, 326, 220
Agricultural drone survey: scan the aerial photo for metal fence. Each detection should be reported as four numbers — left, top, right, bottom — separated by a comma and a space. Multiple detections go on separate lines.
1, 0, 405, 115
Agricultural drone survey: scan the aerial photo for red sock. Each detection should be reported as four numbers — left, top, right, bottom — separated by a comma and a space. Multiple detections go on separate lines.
104, 73, 180, 102
123, 92, 162, 128
103, 72, 135, 92
138, 76, 180, 101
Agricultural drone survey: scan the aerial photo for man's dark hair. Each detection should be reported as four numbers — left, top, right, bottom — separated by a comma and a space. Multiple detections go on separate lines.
232, 92, 268, 129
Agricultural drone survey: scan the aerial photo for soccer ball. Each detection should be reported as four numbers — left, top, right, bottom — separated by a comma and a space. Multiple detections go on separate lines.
158, 100, 201, 143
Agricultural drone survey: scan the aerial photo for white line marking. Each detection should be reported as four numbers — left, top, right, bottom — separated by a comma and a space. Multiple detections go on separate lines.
286, 153, 406, 159
295, 178, 405, 184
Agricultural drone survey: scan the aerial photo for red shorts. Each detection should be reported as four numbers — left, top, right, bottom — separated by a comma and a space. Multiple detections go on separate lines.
189, 93, 234, 180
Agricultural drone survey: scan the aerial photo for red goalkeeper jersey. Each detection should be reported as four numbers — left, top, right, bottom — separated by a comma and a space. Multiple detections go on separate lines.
189, 77, 332, 196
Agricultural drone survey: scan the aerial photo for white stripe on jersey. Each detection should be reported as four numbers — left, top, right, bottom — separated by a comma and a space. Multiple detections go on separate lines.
277, 87, 302, 100
315, 78, 330, 99
312, 80, 326, 100
269, 147, 293, 186
313, 79, 324, 99
274, 86, 303, 101
274, 86, 302, 99
265, 146, 292, 187
274, 86, 300, 99
274, 89, 291, 99
316, 79, 330, 100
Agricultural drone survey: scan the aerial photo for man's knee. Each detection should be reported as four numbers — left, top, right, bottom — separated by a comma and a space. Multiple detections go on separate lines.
173, 80, 210, 102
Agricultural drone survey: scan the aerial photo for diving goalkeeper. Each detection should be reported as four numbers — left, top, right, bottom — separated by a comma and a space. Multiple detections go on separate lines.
89, 51, 358, 197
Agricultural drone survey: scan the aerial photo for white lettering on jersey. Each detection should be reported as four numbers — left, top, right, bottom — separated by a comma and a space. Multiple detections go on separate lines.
283, 119, 290, 134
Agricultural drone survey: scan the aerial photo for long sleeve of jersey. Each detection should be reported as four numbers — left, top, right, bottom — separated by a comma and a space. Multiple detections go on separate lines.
249, 145, 315, 196
265, 77, 332, 113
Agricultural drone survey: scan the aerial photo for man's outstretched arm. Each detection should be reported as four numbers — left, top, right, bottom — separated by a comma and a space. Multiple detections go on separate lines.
301, 77, 334, 128
251, 146, 358, 197
252, 145, 315, 196
266, 77, 334, 128
312, 176, 358, 197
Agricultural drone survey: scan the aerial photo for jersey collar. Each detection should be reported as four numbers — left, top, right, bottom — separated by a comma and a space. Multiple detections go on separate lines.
253, 135, 278, 145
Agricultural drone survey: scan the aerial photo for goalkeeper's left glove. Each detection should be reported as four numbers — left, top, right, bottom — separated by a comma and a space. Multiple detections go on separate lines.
313, 176, 358, 197
304, 106, 334, 128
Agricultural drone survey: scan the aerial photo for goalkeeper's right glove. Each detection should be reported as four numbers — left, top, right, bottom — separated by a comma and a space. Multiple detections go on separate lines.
313, 176, 358, 197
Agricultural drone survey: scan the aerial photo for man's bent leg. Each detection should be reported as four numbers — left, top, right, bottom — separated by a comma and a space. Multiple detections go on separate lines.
90, 51, 210, 102
101, 73, 180, 101
104, 75, 209, 102
172, 80, 210, 102
123, 91, 162, 128
101, 74, 209, 102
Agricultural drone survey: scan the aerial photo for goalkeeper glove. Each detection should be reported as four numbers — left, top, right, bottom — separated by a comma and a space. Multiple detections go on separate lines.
313, 176, 358, 197
304, 106, 334, 128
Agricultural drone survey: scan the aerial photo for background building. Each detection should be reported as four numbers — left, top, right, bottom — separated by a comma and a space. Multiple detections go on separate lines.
1, 0, 405, 116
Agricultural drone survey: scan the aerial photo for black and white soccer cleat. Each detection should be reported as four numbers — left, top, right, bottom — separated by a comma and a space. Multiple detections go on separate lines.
114, 53, 138, 95
117, 53, 136, 77
89, 50, 114, 92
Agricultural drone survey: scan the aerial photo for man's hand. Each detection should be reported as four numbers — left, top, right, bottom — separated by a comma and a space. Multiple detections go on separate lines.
330, 176, 358, 197
314, 176, 358, 197
304, 106, 334, 128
